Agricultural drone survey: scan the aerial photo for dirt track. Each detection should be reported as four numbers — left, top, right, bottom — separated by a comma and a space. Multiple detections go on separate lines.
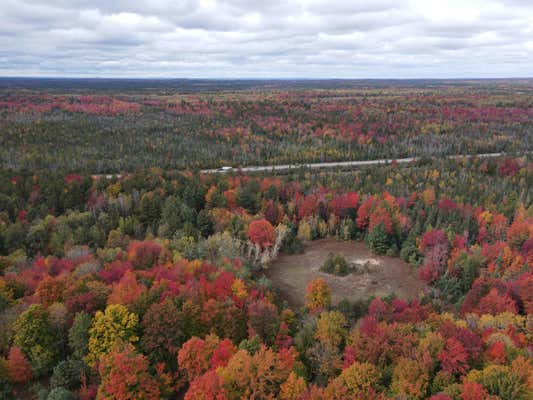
266, 239, 426, 308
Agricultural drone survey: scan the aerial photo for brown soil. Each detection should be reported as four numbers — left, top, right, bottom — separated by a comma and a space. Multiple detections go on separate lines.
266, 238, 426, 308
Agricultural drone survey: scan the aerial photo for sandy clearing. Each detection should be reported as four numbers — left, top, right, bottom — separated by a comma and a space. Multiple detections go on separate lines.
266, 238, 426, 308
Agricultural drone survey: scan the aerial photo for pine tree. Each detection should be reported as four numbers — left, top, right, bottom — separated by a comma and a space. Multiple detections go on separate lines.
237, 181, 261, 214
196, 209, 213, 237
367, 223, 389, 255
160, 196, 183, 237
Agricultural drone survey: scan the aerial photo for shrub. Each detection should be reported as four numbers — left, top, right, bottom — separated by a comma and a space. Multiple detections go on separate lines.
320, 253, 350, 276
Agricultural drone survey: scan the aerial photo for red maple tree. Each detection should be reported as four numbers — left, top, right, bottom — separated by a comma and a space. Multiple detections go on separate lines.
247, 219, 275, 248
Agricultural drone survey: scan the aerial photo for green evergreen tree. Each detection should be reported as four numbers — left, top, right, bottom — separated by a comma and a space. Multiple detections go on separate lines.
367, 223, 389, 255
139, 193, 161, 233
237, 181, 261, 214
160, 196, 183, 237
196, 209, 213, 237
68, 312, 92, 360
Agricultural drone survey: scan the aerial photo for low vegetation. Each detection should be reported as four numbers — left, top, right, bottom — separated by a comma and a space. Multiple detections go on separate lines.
320, 253, 352, 276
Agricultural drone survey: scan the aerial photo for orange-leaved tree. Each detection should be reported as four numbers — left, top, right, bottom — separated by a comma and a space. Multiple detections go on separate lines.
306, 278, 331, 311
247, 219, 275, 248
7, 346, 32, 384
97, 343, 170, 400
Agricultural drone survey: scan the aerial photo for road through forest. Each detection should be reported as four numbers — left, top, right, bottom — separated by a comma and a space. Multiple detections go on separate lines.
91, 152, 529, 179
200, 151, 527, 174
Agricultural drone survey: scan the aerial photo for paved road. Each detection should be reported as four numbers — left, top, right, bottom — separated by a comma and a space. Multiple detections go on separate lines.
200, 152, 515, 174
91, 152, 528, 179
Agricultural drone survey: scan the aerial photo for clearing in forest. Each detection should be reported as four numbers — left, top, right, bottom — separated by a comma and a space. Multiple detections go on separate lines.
267, 239, 427, 307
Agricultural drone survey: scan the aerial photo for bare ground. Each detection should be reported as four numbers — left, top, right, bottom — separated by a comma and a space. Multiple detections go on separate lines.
266, 238, 426, 308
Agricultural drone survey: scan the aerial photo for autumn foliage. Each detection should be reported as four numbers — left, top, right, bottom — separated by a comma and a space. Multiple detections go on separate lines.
7, 346, 32, 384
247, 219, 275, 248
97, 344, 168, 400
306, 278, 331, 311
0, 100, 531, 400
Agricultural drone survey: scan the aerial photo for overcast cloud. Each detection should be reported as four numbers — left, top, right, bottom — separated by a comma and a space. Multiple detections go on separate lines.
0, 0, 532, 78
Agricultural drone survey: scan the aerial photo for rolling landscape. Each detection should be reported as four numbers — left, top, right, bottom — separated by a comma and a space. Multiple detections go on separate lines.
0, 1, 532, 399
0, 77, 531, 400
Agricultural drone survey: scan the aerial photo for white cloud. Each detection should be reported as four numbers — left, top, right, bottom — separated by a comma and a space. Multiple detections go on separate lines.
0, 0, 532, 78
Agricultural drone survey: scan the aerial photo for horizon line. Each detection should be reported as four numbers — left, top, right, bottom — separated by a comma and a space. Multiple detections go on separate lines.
1, 76, 533, 81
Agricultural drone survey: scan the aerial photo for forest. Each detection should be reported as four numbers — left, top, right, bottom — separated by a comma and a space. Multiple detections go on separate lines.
1, 80, 532, 172
0, 80, 532, 400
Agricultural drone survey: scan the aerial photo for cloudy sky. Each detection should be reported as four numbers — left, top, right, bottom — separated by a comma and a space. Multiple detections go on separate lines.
0, 0, 532, 78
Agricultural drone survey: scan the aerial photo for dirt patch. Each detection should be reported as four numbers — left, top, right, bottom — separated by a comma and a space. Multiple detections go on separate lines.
266, 239, 426, 308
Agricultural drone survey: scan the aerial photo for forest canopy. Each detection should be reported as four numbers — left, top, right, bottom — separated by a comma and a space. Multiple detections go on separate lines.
1, 80, 531, 172
0, 80, 531, 399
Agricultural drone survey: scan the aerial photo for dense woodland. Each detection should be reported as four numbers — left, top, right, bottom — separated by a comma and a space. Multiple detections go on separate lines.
0, 81, 532, 400
1, 81, 532, 172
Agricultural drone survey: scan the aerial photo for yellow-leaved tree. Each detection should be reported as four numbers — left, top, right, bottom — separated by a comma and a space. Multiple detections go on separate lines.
86, 304, 139, 366
315, 311, 347, 348
390, 357, 430, 399
325, 361, 381, 398
279, 371, 307, 400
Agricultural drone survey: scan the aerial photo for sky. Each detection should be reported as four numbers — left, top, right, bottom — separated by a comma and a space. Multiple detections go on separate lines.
0, 0, 532, 79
